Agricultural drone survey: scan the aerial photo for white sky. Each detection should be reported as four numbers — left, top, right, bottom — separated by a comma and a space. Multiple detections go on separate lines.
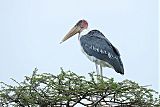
0, 0, 159, 96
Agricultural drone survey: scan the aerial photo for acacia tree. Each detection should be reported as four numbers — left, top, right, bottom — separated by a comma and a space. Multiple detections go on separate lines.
0, 68, 159, 107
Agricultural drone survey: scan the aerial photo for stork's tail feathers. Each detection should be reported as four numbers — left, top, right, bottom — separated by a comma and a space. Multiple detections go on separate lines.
114, 57, 124, 75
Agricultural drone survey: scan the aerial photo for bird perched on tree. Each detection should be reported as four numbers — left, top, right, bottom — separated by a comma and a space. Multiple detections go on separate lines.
60, 20, 124, 77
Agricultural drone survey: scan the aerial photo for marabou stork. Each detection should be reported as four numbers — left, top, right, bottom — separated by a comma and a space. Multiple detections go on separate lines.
60, 20, 124, 77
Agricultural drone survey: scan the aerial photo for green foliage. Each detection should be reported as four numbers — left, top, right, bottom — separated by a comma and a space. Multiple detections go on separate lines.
0, 68, 159, 107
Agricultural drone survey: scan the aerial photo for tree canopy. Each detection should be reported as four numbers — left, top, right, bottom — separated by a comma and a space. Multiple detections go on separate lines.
0, 68, 159, 107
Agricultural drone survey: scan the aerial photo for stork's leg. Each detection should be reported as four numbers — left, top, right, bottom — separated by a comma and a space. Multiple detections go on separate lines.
95, 63, 99, 80
100, 65, 103, 80
100, 65, 103, 77
95, 63, 99, 82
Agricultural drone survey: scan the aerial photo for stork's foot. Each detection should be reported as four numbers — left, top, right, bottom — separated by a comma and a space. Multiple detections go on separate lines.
96, 75, 104, 83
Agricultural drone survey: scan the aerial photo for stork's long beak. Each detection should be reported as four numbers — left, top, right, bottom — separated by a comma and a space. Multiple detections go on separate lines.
60, 25, 81, 44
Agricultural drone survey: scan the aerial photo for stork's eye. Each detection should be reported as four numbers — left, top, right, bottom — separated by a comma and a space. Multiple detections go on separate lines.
80, 25, 84, 28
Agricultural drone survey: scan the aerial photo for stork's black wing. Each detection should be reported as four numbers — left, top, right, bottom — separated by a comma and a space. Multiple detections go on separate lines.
80, 30, 124, 74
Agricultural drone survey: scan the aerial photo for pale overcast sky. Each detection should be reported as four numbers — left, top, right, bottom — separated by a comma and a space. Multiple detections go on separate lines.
0, 0, 159, 95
